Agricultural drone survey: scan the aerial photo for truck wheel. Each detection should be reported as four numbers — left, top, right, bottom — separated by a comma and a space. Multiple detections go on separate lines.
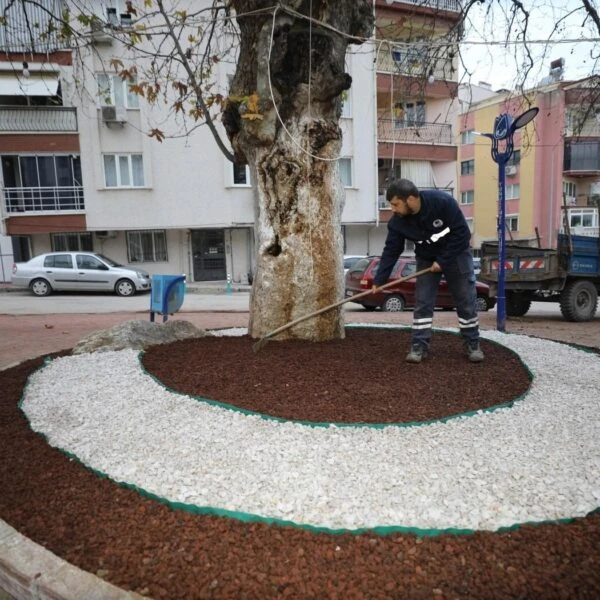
560, 280, 598, 322
506, 292, 531, 317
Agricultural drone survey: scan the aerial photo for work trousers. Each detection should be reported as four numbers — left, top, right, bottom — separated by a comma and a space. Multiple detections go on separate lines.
412, 249, 480, 349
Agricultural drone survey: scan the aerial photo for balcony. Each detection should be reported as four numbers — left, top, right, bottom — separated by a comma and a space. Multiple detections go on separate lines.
378, 119, 453, 145
3, 186, 84, 213
563, 141, 600, 175
376, 50, 456, 81
0, 107, 78, 132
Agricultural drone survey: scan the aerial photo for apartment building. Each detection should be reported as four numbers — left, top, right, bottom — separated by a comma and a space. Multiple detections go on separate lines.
0, 0, 378, 283
459, 64, 600, 254
371, 0, 463, 253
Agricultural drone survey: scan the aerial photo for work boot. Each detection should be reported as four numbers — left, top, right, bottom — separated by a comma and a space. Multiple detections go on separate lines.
466, 341, 484, 363
406, 343, 428, 363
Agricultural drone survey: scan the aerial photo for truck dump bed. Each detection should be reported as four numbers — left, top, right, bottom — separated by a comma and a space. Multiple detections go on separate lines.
480, 234, 600, 291
557, 233, 600, 275
479, 241, 565, 290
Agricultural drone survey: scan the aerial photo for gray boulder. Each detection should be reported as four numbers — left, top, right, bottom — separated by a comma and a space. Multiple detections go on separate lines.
72, 319, 207, 354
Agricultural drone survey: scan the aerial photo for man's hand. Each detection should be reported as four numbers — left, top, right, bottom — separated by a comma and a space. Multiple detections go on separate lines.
370, 284, 379, 294
430, 261, 442, 273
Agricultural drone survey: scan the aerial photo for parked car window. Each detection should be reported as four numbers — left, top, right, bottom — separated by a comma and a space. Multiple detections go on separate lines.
44, 254, 73, 269
344, 256, 362, 270
401, 262, 416, 277
348, 257, 371, 274
76, 254, 104, 270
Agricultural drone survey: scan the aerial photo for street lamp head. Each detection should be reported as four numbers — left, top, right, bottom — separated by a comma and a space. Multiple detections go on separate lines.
493, 114, 512, 140
510, 107, 539, 133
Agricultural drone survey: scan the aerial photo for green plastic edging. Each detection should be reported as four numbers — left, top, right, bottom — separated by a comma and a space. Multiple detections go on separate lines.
138, 324, 534, 430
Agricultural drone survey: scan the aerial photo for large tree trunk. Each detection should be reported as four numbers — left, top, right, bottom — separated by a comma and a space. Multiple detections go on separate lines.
226, 0, 373, 341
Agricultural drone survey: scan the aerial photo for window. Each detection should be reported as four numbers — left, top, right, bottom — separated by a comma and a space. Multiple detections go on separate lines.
126, 230, 168, 262
51, 232, 93, 252
465, 217, 474, 233
569, 208, 597, 228
507, 150, 521, 166
339, 158, 352, 187
563, 181, 577, 203
43, 254, 73, 269
461, 129, 476, 144
103, 154, 145, 187
97, 73, 139, 108
460, 190, 474, 205
506, 183, 520, 199
505, 215, 519, 232
341, 89, 352, 118
390, 39, 427, 74
2, 155, 82, 189
76, 254, 104, 270
400, 262, 417, 277
232, 163, 250, 185
460, 160, 474, 175
394, 101, 425, 128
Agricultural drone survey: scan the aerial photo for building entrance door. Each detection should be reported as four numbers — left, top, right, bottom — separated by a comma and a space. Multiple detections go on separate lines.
191, 229, 227, 281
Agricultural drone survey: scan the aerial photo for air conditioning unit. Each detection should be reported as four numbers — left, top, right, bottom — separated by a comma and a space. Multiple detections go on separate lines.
505, 165, 518, 176
101, 105, 127, 125
90, 20, 113, 44
95, 230, 118, 239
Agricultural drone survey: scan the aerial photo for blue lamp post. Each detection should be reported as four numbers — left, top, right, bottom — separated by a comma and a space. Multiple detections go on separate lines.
480, 107, 538, 332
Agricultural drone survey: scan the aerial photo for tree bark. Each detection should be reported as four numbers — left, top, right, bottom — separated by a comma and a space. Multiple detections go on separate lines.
226, 0, 373, 341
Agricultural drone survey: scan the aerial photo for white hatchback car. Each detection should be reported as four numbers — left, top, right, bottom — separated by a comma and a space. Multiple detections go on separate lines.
11, 252, 151, 297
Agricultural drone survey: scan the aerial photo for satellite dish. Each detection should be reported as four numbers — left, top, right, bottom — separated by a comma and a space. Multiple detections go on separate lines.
511, 107, 539, 133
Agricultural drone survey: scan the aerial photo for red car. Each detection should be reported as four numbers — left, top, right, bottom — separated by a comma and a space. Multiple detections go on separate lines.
344, 256, 495, 312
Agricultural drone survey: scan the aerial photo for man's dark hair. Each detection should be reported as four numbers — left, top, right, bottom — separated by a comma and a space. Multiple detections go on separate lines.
386, 179, 420, 202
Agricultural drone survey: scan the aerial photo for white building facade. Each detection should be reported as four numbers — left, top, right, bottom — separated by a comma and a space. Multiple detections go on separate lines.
0, 0, 378, 283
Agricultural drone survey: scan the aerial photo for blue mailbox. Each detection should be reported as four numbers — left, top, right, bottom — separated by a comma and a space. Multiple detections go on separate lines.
150, 274, 186, 322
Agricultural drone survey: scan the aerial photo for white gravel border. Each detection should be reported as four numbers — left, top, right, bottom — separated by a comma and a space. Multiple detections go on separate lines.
20, 326, 600, 533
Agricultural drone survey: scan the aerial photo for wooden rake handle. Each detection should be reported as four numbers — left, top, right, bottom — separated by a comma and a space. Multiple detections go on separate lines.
253, 266, 432, 350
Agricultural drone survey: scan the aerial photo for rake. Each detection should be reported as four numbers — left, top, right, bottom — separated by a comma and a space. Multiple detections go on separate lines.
252, 266, 432, 352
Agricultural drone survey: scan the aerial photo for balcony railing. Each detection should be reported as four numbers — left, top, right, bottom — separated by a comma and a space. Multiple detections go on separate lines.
378, 119, 453, 145
0, 0, 69, 52
559, 226, 599, 237
376, 50, 457, 81
3, 186, 84, 213
0, 107, 78, 132
389, 0, 461, 11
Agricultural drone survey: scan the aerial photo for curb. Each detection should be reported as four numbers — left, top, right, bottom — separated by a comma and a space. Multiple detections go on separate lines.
0, 285, 251, 295
0, 520, 145, 599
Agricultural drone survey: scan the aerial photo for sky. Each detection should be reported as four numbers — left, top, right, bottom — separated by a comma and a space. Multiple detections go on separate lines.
459, 0, 599, 91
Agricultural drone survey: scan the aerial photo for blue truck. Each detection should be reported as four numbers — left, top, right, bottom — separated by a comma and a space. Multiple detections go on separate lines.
479, 233, 600, 321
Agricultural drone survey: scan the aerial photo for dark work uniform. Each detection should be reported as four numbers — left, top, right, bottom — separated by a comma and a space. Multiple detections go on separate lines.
374, 189, 479, 349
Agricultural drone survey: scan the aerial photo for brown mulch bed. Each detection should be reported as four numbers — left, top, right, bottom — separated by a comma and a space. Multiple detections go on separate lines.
1, 328, 599, 599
